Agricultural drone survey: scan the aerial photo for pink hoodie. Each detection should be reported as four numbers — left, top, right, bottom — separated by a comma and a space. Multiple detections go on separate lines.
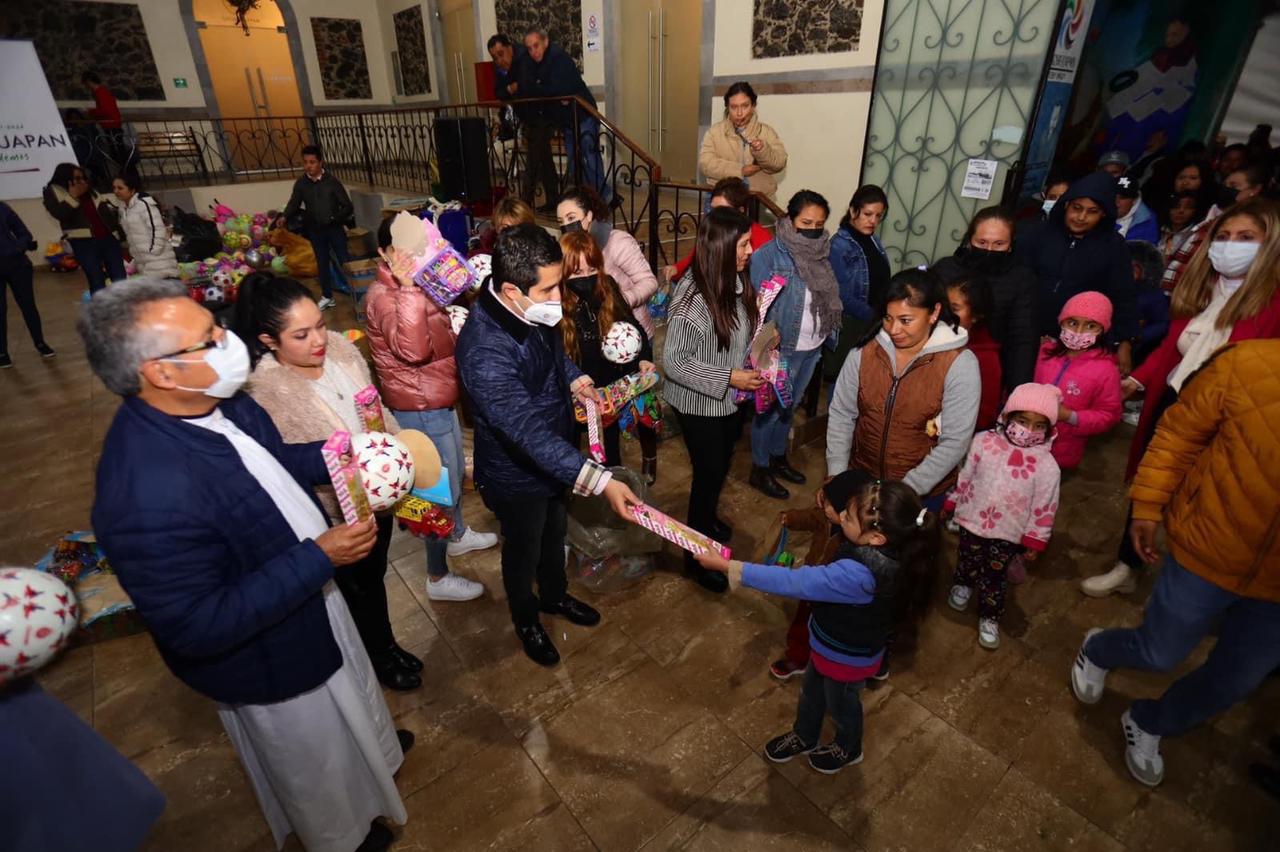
944, 425, 1061, 551
1033, 343, 1123, 469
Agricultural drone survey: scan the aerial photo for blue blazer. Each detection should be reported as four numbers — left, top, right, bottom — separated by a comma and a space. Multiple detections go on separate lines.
91, 394, 339, 705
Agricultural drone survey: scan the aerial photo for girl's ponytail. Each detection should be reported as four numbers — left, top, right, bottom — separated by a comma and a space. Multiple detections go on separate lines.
859, 480, 942, 634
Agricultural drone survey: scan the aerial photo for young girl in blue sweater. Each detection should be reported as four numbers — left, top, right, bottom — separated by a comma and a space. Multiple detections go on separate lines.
696, 471, 941, 773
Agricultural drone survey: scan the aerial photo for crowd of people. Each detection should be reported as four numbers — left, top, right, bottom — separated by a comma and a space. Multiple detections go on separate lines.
4, 56, 1279, 849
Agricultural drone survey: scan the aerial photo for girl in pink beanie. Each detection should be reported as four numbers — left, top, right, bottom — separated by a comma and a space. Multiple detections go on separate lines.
1033, 290, 1124, 469
943, 383, 1063, 649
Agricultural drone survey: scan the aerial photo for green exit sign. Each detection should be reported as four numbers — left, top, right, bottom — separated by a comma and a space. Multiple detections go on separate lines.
173, 77, 189, 89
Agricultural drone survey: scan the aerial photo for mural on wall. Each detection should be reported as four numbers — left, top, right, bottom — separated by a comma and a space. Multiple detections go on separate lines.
310, 17, 373, 100
0, 1, 165, 100
393, 5, 431, 95
752, 0, 863, 58
496, 0, 583, 70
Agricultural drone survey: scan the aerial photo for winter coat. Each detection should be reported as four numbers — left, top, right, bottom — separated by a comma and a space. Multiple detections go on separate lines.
118, 194, 179, 277
943, 425, 1061, 551
282, 171, 354, 231
1015, 172, 1138, 342
749, 237, 839, 361
830, 225, 887, 321
455, 283, 590, 498
41, 183, 120, 240
968, 325, 1004, 430
1116, 198, 1159, 244
517, 42, 595, 124
698, 114, 787, 200
565, 274, 653, 387
827, 324, 981, 497
1034, 343, 1123, 470
591, 221, 658, 335
1135, 286, 1170, 355
1125, 287, 1280, 480
91, 394, 339, 706
1130, 340, 1280, 603
931, 249, 1040, 390
363, 264, 459, 412
247, 331, 400, 523
0, 201, 34, 259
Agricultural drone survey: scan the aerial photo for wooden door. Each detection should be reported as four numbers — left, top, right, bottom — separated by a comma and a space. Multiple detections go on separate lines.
441, 1, 478, 103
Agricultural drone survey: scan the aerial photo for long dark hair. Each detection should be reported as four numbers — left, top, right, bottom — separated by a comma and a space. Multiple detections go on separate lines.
559, 230, 627, 361
946, 274, 991, 325
685, 206, 757, 350
855, 267, 958, 348
854, 479, 941, 635
231, 272, 316, 367
839, 184, 888, 229
49, 162, 83, 190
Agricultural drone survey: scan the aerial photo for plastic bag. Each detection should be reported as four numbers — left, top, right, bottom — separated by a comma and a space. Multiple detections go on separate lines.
571, 553, 653, 592
266, 227, 319, 279
566, 467, 659, 560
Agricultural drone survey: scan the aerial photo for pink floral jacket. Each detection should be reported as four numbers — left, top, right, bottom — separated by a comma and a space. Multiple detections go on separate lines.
943, 429, 1061, 551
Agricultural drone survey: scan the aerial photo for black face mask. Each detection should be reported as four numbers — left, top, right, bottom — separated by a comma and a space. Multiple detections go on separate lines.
566, 275, 596, 297
796, 227, 825, 239
958, 245, 1013, 273
1216, 183, 1241, 210
560, 221, 583, 235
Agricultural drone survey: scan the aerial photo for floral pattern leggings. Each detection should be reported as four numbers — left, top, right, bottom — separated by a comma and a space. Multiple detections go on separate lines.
954, 529, 1021, 620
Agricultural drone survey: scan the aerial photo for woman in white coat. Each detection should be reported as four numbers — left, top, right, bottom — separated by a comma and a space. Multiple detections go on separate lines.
112, 174, 179, 278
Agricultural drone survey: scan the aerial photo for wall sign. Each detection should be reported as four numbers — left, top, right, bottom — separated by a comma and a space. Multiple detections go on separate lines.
173, 77, 189, 89
961, 158, 997, 200
0, 41, 76, 201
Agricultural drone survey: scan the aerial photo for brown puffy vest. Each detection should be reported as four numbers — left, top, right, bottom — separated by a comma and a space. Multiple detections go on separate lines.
851, 342, 963, 497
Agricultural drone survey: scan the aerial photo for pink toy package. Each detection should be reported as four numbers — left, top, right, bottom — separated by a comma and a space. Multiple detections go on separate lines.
631, 503, 731, 558
353, 385, 386, 432
321, 431, 374, 525
387, 211, 477, 307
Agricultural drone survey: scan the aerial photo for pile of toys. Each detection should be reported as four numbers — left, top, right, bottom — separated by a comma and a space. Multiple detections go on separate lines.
42, 241, 80, 273
175, 202, 290, 306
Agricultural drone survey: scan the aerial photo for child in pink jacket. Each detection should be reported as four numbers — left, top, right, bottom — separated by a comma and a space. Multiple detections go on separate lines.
1033, 291, 1123, 470
944, 383, 1062, 650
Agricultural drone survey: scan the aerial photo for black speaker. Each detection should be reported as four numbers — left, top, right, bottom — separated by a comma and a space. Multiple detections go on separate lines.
433, 117, 491, 203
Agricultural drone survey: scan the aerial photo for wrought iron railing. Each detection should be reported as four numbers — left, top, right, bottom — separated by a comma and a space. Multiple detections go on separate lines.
647, 179, 785, 271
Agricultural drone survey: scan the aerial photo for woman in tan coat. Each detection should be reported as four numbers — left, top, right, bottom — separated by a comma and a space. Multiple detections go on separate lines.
698, 82, 788, 200
235, 272, 423, 692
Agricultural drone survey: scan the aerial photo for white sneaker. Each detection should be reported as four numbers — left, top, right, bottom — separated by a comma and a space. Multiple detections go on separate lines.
1081, 562, 1137, 597
1121, 709, 1164, 786
426, 573, 484, 601
1071, 628, 1108, 705
945, 518, 960, 534
978, 618, 1000, 649
317, 296, 336, 310
447, 527, 498, 557
948, 584, 972, 612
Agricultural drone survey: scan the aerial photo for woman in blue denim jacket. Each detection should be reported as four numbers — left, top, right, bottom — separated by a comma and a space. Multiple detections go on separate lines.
827, 186, 891, 380
747, 190, 845, 498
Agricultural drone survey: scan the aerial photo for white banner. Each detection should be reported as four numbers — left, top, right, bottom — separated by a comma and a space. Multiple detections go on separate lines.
0, 41, 76, 200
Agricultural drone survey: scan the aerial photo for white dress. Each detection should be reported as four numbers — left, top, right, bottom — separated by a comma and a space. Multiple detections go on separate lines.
190, 410, 407, 852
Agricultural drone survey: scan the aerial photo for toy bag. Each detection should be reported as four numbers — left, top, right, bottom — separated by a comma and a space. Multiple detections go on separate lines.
732, 274, 792, 413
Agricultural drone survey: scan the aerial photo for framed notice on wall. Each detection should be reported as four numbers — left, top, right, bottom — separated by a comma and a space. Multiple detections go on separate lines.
0, 41, 75, 200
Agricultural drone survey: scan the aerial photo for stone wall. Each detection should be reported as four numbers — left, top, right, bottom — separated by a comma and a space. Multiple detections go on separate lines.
310, 16, 373, 100
393, 5, 431, 96
0, 1, 165, 100
496, 0, 582, 70
751, 0, 863, 58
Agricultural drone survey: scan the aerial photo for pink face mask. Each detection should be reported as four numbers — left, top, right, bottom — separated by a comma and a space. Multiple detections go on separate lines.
1005, 420, 1047, 448
1059, 327, 1098, 350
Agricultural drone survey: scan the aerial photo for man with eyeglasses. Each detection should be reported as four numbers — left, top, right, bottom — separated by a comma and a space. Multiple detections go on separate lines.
80, 278, 410, 852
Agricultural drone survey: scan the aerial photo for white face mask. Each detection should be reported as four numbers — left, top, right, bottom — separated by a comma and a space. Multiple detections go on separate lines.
520, 295, 563, 327
165, 329, 251, 399
1207, 241, 1260, 278
1042, 199, 1057, 216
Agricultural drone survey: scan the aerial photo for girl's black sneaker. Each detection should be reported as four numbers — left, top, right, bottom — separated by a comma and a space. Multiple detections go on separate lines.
808, 743, 863, 774
764, 731, 816, 763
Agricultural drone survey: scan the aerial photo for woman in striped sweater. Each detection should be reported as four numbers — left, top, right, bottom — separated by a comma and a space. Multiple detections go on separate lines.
663, 206, 764, 592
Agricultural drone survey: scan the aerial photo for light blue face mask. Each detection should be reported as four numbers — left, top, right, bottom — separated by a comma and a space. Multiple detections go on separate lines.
1042, 198, 1057, 216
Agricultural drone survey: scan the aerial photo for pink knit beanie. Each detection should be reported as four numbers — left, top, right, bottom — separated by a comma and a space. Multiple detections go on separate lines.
1058, 290, 1113, 332
1003, 382, 1062, 424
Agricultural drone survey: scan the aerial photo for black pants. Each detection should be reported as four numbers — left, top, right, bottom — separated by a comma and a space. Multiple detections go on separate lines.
578, 422, 659, 468
0, 254, 44, 354
1118, 385, 1180, 570
306, 222, 349, 299
794, 662, 865, 754
522, 120, 560, 207
486, 491, 569, 628
676, 408, 744, 536
332, 514, 396, 661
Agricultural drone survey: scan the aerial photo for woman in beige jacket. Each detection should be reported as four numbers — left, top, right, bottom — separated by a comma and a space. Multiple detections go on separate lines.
235, 272, 424, 692
698, 82, 788, 200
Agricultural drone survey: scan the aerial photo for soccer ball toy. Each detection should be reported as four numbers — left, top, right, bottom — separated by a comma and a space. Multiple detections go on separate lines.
0, 567, 79, 686
468, 253, 492, 290
602, 321, 643, 364
352, 431, 415, 512
446, 305, 469, 336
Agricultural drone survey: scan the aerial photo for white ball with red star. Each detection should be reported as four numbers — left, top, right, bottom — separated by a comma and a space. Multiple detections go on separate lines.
352, 431, 415, 511
0, 567, 79, 685
468, 253, 491, 290
446, 305, 469, 336
602, 321, 643, 364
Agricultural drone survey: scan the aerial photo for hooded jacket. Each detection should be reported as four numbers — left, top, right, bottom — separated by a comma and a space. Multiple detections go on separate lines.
363, 264, 459, 412
117, 194, 179, 278
826, 323, 981, 497
1015, 172, 1138, 342
698, 113, 788, 200
1034, 341, 1123, 470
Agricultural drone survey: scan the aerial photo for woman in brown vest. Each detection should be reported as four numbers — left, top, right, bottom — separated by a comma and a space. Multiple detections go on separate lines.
825, 268, 981, 510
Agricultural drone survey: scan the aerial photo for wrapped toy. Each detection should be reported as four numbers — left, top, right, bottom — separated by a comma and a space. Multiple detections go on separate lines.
388, 211, 478, 307
732, 275, 792, 412
353, 385, 387, 432
0, 567, 79, 685
321, 431, 375, 524
350, 431, 415, 512
573, 372, 660, 425
630, 503, 731, 558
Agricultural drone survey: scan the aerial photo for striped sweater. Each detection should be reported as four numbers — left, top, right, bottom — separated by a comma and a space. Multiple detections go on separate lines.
662, 273, 753, 417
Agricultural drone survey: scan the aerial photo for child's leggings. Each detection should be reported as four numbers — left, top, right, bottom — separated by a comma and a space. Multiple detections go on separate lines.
954, 529, 1021, 620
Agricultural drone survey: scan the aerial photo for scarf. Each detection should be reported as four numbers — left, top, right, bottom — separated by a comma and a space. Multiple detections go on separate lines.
776, 217, 843, 340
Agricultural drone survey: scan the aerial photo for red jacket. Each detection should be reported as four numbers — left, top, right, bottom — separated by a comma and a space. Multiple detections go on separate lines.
363, 265, 459, 412
672, 221, 773, 281
968, 324, 1003, 430
89, 85, 122, 129
1125, 288, 1280, 480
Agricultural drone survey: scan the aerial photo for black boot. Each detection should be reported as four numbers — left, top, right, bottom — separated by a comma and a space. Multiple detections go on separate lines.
771, 454, 806, 484
750, 465, 789, 499
371, 652, 422, 691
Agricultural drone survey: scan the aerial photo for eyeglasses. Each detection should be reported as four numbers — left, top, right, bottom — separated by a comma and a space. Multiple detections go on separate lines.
153, 324, 227, 361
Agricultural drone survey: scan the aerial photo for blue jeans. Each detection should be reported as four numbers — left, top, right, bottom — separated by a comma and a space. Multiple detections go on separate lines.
1084, 556, 1280, 737
563, 115, 611, 202
69, 237, 127, 294
751, 345, 823, 467
794, 662, 865, 754
392, 407, 467, 577
306, 222, 349, 298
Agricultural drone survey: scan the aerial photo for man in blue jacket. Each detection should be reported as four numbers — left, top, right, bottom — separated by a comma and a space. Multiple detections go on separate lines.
81, 278, 407, 852
1114, 176, 1159, 244
455, 224, 639, 666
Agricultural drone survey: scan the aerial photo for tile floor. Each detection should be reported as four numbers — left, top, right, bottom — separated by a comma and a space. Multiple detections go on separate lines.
4, 271, 1279, 851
